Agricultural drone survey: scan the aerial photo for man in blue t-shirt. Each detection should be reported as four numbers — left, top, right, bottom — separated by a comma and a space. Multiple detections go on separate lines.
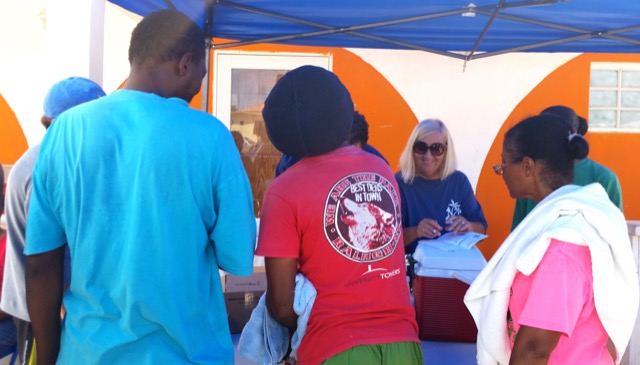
24, 10, 256, 365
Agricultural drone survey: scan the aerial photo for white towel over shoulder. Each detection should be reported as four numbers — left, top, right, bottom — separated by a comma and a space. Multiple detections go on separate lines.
464, 184, 639, 365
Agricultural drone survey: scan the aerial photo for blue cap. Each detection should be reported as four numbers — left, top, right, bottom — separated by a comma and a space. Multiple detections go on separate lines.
43, 77, 106, 118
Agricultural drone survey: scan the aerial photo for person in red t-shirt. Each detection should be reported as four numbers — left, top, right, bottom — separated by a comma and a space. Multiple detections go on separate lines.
257, 65, 423, 365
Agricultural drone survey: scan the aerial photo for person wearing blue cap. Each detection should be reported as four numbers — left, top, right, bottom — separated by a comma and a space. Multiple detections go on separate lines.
24, 9, 256, 365
1, 76, 105, 365
41, 76, 107, 127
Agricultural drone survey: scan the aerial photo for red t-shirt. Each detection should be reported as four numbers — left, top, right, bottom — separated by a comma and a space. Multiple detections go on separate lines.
256, 146, 419, 365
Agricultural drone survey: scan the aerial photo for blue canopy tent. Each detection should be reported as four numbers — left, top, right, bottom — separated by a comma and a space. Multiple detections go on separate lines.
107, 0, 640, 111
108, 0, 640, 60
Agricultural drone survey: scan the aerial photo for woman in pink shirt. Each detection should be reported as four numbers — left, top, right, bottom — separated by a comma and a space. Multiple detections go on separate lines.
466, 113, 638, 365
501, 115, 605, 364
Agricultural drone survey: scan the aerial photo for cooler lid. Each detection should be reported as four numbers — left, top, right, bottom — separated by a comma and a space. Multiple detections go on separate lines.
412, 240, 487, 272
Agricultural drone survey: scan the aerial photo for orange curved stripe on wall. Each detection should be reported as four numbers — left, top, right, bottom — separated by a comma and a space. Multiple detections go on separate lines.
332, 50, 417, 170
0, 93, 28, 165
477, 53, 640, 260
207, 41, 418, 169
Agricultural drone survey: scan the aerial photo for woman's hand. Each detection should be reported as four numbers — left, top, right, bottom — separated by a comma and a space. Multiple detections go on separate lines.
416, 218, 442, 239
403, 218, 446, 246
445, 215, 470, 233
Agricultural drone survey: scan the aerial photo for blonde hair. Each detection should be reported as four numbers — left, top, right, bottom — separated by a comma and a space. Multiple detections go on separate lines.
399, 118, 458, 183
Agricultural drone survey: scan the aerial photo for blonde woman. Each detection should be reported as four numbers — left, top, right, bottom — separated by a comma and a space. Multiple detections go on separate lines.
396, 119, 487, 254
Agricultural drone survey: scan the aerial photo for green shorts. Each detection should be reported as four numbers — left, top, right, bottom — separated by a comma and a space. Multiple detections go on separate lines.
321, 341, 424, 365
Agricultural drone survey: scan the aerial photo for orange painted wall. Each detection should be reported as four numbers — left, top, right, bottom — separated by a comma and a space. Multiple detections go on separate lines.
476, 53, 640, 259
0, 94, 29, 165
207, 41, 418, 169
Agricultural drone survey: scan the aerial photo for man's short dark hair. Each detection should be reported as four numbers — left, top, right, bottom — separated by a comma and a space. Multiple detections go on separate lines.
128, 9, 206, 68
348, 111, 369, 146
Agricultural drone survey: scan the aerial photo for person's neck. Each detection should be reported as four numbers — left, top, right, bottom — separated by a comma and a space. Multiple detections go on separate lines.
416, 172, 441, 180
124, 72, 162, 96
530, 183, 555, 203
124, 64, 174, 98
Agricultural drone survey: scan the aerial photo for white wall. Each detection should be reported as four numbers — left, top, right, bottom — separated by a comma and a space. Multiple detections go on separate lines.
0, 0, 137, 147
0, 0, 48, 147
348, 49, 577, 188
102, 4, 139, 93
44, 0, 104, 87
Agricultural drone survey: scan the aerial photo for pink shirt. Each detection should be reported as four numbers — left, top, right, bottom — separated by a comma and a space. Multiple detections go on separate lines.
508, 239, 612, 364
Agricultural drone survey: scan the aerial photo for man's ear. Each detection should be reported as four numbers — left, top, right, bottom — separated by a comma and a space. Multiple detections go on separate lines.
177, 53, 193, 76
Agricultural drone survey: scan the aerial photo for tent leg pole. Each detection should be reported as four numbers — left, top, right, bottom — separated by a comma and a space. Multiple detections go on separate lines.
201, 0, 215, 114
201, 44, 211, 113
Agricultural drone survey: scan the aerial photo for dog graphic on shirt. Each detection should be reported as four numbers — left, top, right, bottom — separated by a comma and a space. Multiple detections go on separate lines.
340, 197, 395, 251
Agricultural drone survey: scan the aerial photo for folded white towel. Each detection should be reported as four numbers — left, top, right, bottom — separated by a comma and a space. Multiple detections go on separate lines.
238, 273, 317, 364
238, 293, 288, 365
291, 273, 317, 359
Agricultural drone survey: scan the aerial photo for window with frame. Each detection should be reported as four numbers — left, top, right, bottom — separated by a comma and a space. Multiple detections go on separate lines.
214, 52, 331, 217
589, 62, 640, 131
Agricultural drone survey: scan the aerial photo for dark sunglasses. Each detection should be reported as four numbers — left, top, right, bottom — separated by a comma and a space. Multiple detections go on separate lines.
412, 141, 447, 156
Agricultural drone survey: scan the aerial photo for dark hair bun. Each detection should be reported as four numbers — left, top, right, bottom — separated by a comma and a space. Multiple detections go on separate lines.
577, 116, 588, 136
568, 133, 589, 160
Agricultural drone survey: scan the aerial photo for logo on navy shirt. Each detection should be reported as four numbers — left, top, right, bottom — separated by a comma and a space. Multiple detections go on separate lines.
323, 172, 401, 263
445, 199, 462, 220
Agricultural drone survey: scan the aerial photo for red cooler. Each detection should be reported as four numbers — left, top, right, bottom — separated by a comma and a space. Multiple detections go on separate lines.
412, 240, 487, 342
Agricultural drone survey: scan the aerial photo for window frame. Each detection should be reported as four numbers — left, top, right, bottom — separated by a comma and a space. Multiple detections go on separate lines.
589, 62, 640, 133
212, 51, 332, 221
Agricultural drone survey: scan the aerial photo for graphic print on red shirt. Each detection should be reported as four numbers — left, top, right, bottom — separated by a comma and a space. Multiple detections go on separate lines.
324, 172, 402, 262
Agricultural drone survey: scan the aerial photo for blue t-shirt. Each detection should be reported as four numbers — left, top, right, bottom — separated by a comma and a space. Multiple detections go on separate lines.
395, 170, 488, 254
362, 144, 389, 165
26, 90, 256, 364
274, 154, 302, 177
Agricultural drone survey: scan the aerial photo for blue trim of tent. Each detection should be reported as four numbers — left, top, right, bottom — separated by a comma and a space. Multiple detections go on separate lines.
108, 0, 640, 60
